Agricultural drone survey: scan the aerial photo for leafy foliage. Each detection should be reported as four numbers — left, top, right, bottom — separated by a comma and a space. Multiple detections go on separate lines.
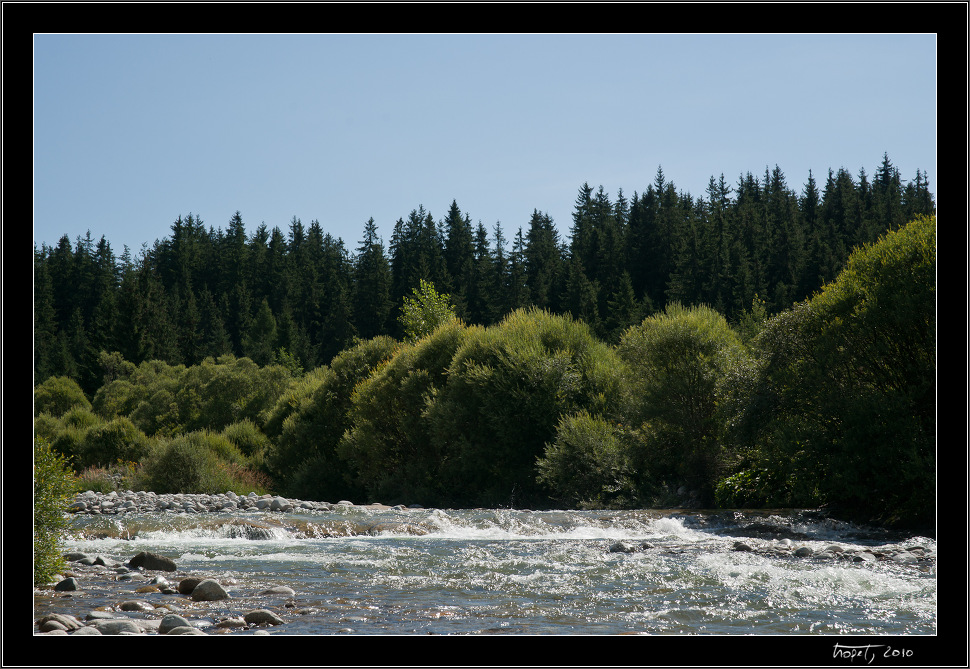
32, 161, 935, 529
721, 215, 936, 527
339, 320, 473, 504
429, 308, 625, 507
267, 335, 398, 500
617, 303, 747, 504
34, 376, 90, 417
34, 437, 77, 585
537, 411, 637, 509
398, 279, 458, 343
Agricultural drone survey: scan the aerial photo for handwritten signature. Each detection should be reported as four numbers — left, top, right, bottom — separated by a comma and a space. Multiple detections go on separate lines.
833, 644, 914, 664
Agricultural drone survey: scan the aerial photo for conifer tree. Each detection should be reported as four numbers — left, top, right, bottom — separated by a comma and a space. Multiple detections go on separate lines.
353, 218, 394, 339
442, 200, 476, 319
524, 210, 563, 313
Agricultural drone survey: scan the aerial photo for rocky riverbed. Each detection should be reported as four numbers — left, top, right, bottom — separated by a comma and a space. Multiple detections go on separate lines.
35, 491, 420, 635
34, 546, 319, 635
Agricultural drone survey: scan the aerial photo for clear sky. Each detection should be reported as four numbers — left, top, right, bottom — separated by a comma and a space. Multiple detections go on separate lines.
33, 33, 937, 257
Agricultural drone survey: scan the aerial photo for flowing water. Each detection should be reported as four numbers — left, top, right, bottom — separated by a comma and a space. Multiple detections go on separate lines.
43, 506, 936, 637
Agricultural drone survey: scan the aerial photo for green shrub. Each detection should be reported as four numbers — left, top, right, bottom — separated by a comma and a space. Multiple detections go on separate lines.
33, 413, 63, 445
76, 460, 141, 494
339, 320, 473, 505
61, 406, 101, 430
429, 308, 625, 507
617, 303, 746, 504
49, 424, 89, 470
34, 376, 90, 417
261, 365, 332, 441
78, 417, 151, 469
34, 437, 77, 585
537, 411, 637, 509
222, 419, 272, 462
267, 336, 399, 500
399, 279, 458, 342
726, 215, 936, 527
137, 431, 240, 494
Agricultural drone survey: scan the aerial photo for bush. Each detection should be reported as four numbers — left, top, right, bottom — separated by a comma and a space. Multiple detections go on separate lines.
34, 437, 77, 585
49, 424, 88, 470
61, 406, 101, 430
399, 279, 458, 342
725, 215, 936, 528
537, 411, 637, 509
78, 417, 151, 469
617, 303, 746, 504
222, 419, 272, 462
76, 460, 140, 494
267, 336, 399, 500
34, 376, 90, 417
137, 431, 246, 494
428, 308, 625, 507
34, 413, 63, 445
339, 320, 473, 505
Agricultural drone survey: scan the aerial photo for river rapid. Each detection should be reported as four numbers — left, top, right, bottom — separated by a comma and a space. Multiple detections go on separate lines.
39, 502, 938, 644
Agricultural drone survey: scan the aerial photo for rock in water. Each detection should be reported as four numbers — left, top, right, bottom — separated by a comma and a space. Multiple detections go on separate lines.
191, 579, 230, 601
244, 609, 284, 626
127, 551, 177, 572
159, 614, 194, 634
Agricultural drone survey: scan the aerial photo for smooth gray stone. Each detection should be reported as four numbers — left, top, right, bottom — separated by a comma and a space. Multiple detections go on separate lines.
191, 579, 230, 602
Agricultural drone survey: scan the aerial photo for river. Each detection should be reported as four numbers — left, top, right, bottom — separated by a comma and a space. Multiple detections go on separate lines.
43, 504, 938, 643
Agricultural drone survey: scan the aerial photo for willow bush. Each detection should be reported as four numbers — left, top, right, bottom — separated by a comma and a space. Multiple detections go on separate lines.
135, 430, 260, 494
268, 335, 398, 501
616, 303, 747, 505
536, 411, 637, 509
338, 320, 474, 505
721, 215, 936, 528
429, 308, 625, 508
34, 436, 77, 585
34, 376, 90, 417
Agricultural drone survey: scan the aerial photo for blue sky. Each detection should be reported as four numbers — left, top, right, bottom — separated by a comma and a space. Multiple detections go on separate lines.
33, 33, 937, 257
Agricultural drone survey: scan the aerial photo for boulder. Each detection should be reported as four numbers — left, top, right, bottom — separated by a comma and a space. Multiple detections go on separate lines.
191, 578, 230, 601
70, 626, 103, 635
167, 626, 207, 635
244, 609, 284, 626
37, 613, 83, 631
178, 577, 204, 594
128, 551, 177, 572
258, 585, 296, 596
158, 614, 193, 634
91, 619, 144, 635
119, 599, 155, 612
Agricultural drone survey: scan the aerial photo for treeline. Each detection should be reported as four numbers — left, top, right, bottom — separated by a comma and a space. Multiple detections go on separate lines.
34, 214, 935, 531
34, 154, 934, 396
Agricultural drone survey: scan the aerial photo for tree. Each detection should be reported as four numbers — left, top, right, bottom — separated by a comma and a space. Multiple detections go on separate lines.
442, 200, 475, 318
353, 218, 394, 339
243, 298, 279, 366
524, 210, 564, 312
398, 279, 458, 342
